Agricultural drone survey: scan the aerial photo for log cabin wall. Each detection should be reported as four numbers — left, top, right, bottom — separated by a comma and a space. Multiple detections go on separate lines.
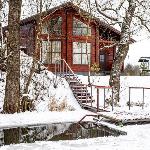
40, 8, 99, 73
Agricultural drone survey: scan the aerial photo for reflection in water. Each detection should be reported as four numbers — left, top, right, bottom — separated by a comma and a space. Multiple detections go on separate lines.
0, 122, 126, 146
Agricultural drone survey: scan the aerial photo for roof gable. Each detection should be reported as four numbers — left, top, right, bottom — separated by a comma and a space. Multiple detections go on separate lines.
20, 2, 121, 37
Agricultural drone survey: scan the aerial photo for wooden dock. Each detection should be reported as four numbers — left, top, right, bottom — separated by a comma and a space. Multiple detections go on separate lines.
97, 111, 150, 125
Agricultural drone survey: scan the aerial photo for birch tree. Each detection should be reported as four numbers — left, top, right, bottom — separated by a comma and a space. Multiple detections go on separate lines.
95, 0, 150, 103
73, 0, 150, 104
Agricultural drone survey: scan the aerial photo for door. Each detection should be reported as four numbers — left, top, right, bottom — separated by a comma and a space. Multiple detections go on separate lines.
99, 51, 106, 72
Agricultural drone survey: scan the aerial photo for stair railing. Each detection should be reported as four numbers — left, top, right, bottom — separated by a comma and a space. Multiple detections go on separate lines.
55, 59, 91, 107
82, 84, 113, 112
55, 59, 113, 112
55, 59, 80, 84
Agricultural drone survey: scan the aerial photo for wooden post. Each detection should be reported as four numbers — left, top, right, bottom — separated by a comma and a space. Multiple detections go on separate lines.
104, 88, 106, 109
142, 88, 144, 109
97, 88, 99, 112
55, 61, 57, 79
86, 85, 88, 104
129, 87, 131, 110
112, 88, 114, 111
59, 60, 61, 76
65, 62, 67, 75
91, 85, 93, 107
62, 60, 64, 77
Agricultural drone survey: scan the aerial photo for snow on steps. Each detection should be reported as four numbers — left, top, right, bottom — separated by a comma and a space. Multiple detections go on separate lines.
65, 75, 95, 106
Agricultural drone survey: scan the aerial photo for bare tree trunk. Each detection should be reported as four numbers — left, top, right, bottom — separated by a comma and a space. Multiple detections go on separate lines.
23, 0, 43, 97
0, 0, 3, 60
109, 1, 136, 104
3, 0, 22, 145
3, 0, 22, 113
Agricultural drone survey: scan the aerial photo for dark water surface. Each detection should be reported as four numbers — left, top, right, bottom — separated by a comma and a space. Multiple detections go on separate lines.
0, 121, 126, 146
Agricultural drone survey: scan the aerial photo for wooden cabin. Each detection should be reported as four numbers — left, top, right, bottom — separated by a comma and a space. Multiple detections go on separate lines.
19, 2, 121, 74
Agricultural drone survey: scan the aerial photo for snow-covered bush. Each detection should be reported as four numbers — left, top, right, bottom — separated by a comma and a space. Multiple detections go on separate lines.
48, 96, 75, 111
0, 51, 81, 112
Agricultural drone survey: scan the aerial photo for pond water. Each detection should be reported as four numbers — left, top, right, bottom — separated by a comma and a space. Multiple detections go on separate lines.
0, 122, 126, 146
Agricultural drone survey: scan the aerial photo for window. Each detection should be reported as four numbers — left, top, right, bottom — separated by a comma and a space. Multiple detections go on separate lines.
100, 54, 105, 63
42, 16, 62, 35
41, 41, 61, 64
73, 18, 91, 36
73, 42, 91, 64
42, 23, 48, 34
49, 16, 62, 35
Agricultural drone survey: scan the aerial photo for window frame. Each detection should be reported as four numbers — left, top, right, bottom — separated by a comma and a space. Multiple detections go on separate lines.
42, 16, 62, 35
73, 42, 91, 65
41, 40, 61, 64
73, 17, 91, 36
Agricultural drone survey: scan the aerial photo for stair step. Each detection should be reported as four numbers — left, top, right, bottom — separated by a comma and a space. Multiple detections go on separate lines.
64, 74, 75, 77
76, 95, 92, 99
73, 92, 90, 95
71, 85, 86, 88
72, 89, 88, 91
69, 81, 80, 84
77, 99, 95, 103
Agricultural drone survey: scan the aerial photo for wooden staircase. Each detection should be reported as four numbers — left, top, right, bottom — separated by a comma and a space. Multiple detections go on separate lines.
54, 59, 112, 113
65, 74, 95, 105
54, 59, 95, 111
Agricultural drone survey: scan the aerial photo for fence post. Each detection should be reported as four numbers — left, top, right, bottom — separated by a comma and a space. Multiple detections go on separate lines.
55, 60, 57, 79
104, 88, 106, 109
62, 60, 65, 77
97, 88, 99, 112
129, 87, 131, 110
112, 87, 114, 111
66, 62, 67, 75
142, 88, 144, 109
86, 85, 88, 104
91, 85, 93, 107
59, 60, 61, 76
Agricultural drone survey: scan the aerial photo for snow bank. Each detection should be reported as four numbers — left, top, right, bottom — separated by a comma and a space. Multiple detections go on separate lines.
0, 51, 81, 112
0, 110, 93, 129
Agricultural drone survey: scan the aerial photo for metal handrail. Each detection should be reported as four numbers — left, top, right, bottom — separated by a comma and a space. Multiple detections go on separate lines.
54, 59, 113, 112
55, 59, 80, 83
129, 86, 150, 110
81, 83, 113, 111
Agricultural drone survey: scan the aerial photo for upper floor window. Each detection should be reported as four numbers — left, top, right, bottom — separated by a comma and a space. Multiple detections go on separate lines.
42, 16, 62, 35
73, 18, 91, 36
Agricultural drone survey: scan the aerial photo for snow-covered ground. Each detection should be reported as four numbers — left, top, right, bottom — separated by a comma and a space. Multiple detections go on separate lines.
78, 75, 150, 110
1, 52, 150, 149
1, 75, 150, 149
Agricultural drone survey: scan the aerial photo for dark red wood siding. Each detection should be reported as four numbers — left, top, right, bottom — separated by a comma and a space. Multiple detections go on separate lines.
21, 6, 121, 74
